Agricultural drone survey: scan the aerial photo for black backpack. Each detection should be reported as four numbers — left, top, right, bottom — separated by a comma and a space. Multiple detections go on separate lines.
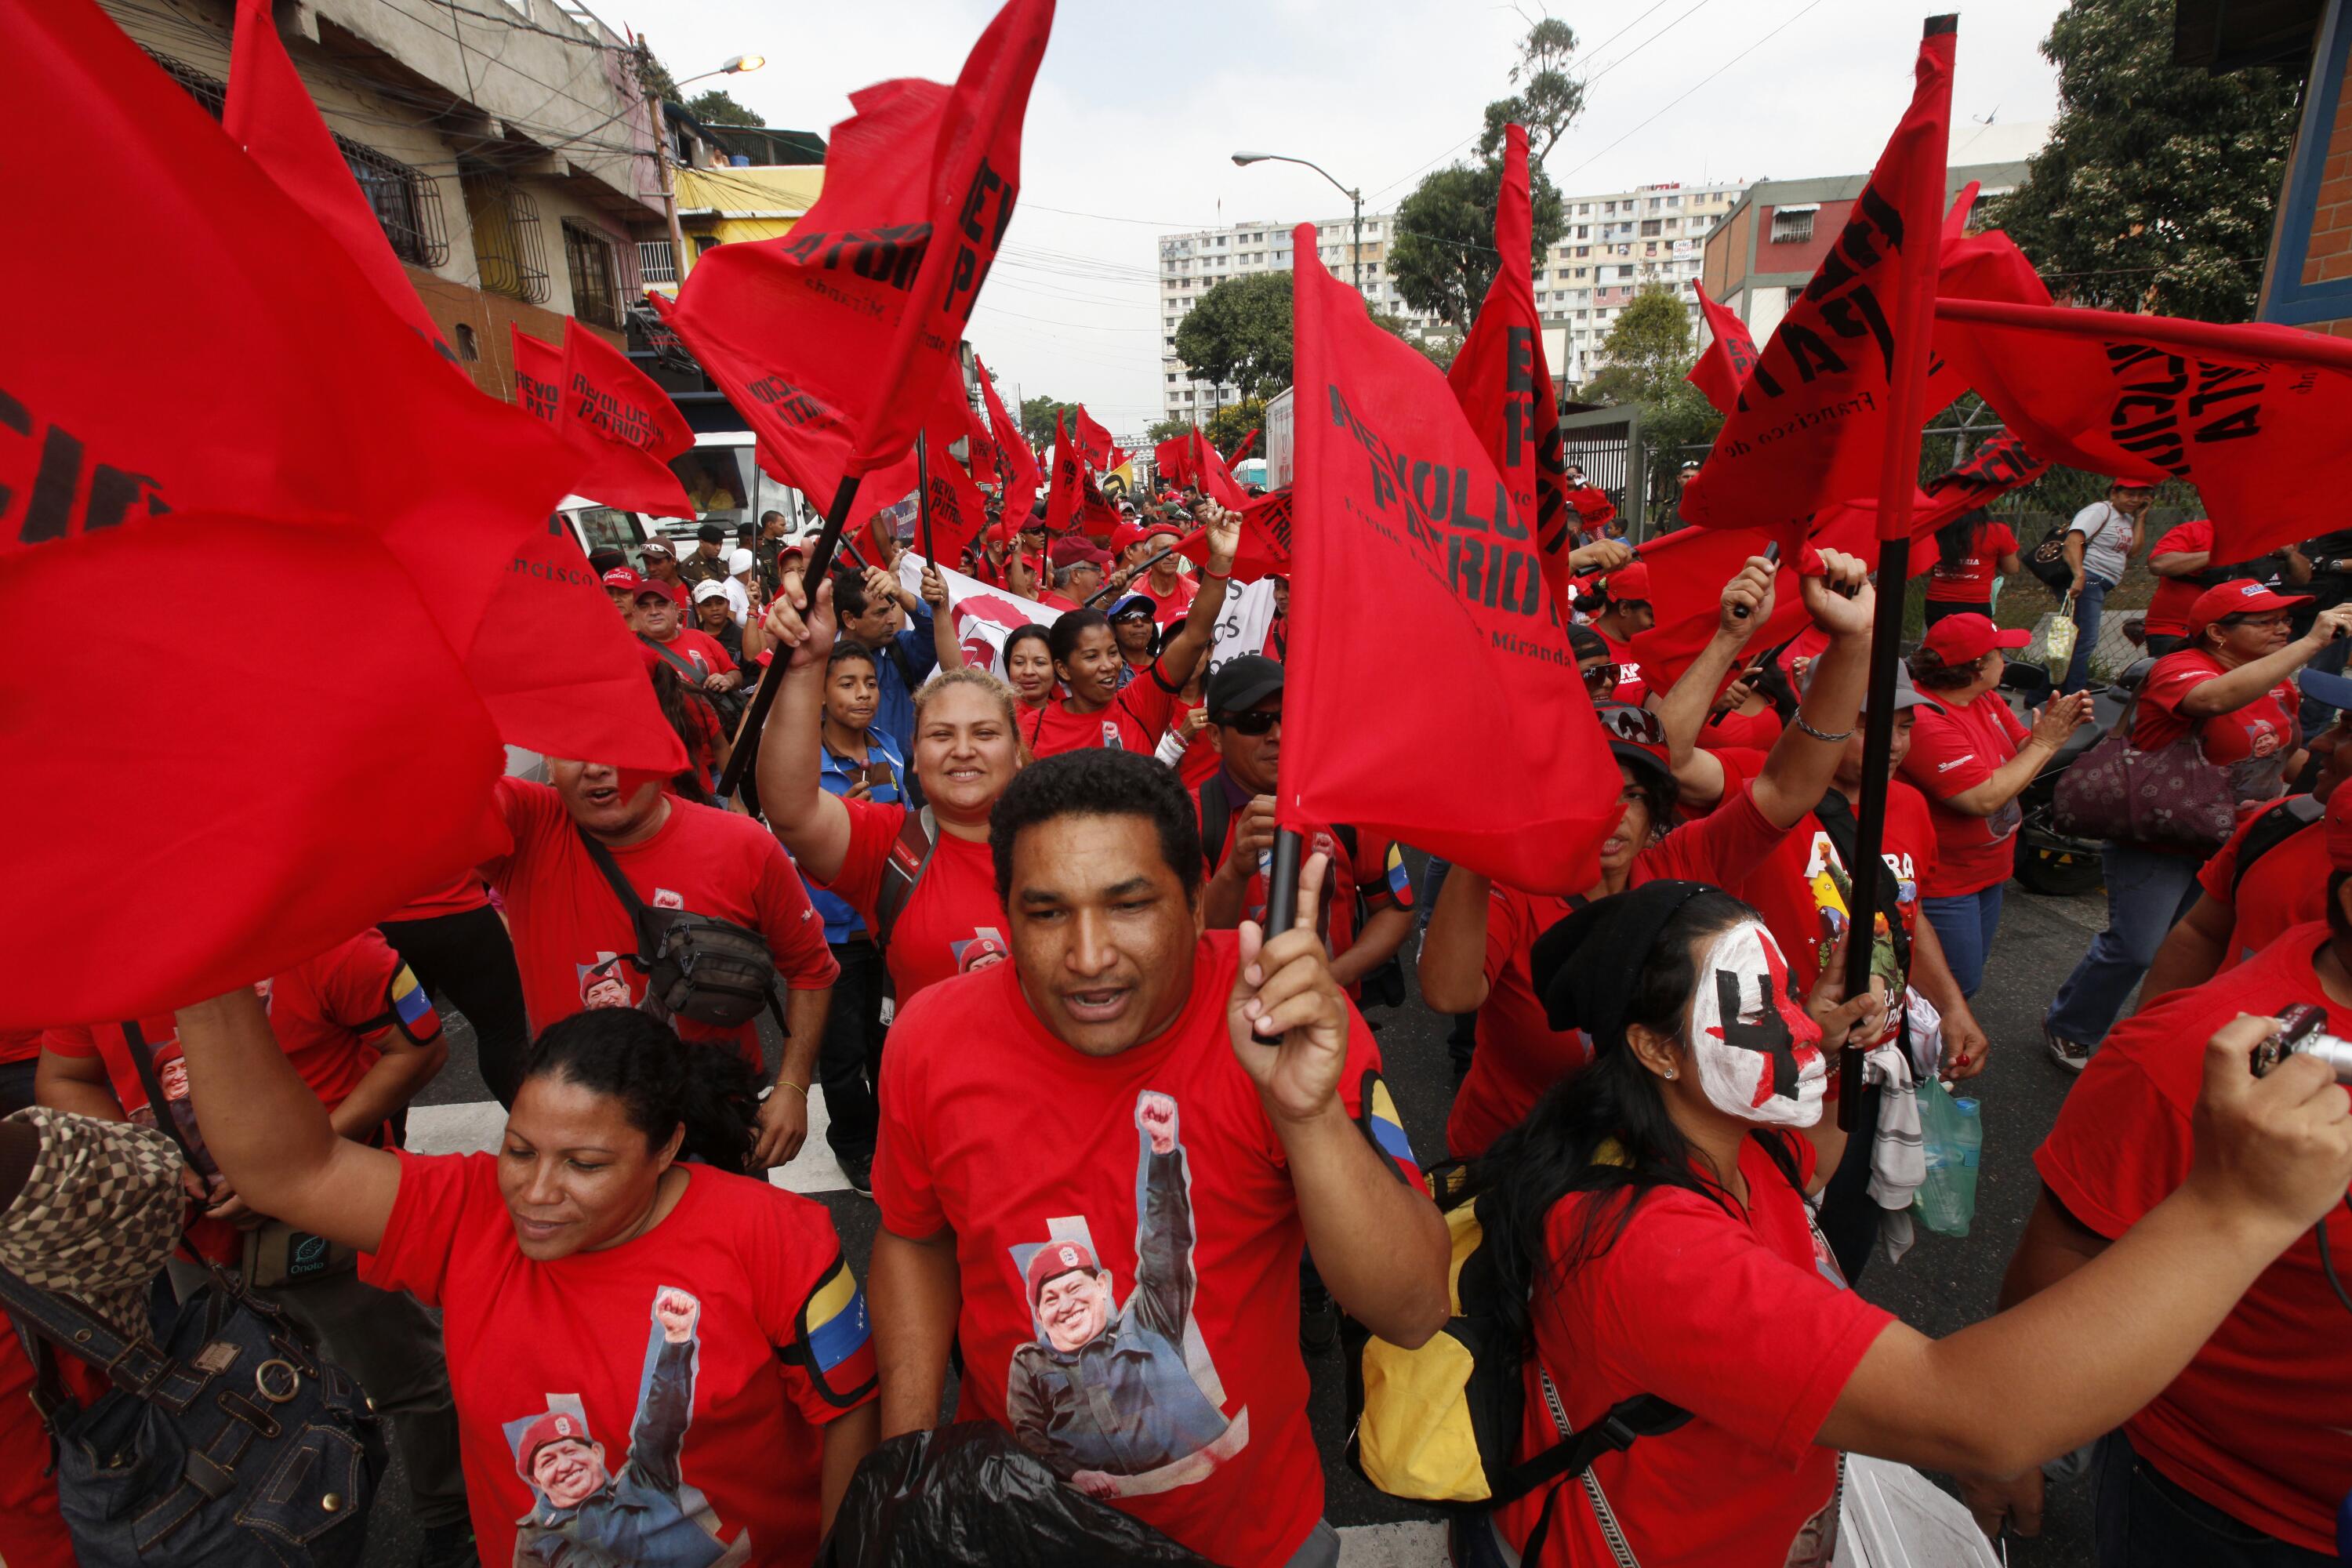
2228, 793, 2324, 898
576, 825, 787, 1032
2, 1263, 383, 1567
1196, 780, 1408, 1009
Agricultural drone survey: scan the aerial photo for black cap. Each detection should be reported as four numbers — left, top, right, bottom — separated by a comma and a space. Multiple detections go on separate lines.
1207, 654, 1284, 718
1566, 622, 1609, 662
697, 522, 724, 543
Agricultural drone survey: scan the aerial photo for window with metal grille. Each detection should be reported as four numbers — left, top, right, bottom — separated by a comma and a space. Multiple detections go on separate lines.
464, 169, 550, 303
1769, 208, 1817, 245
563, 220, 622, 328
142, 46, 445, 267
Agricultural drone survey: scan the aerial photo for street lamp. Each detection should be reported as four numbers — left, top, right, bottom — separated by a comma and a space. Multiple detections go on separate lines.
1232, 150, 1363, 296
641, 47, 766, 285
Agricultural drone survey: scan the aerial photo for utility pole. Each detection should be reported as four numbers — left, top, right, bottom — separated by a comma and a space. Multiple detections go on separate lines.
639, 39, 693, 287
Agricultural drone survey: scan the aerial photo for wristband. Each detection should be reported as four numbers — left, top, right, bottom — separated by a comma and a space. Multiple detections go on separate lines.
1204, 567, 1230, 581
1792, 713, 1855, 744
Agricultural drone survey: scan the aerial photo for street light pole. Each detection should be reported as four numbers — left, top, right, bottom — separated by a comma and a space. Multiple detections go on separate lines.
1232, 150, 1363, 298
635, 44, 765, 287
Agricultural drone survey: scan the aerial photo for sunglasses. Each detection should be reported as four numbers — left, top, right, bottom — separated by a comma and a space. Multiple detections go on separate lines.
1216, 708, 1281, 735
1112, 610, 1153, 625
1581, 662, 1619, 693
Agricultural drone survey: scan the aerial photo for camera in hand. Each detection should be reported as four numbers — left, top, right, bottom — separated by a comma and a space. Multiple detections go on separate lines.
2249, 1004, 2352, 1083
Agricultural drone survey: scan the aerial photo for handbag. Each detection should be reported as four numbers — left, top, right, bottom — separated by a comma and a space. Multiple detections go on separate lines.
575, 826, 787, 1031
2050, 691, 2237, 854
2025, 504, 2120, 594
1, 1263, 384, 1567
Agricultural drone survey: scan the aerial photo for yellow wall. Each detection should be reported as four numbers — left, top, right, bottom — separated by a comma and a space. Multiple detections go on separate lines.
673, 165, 826, 246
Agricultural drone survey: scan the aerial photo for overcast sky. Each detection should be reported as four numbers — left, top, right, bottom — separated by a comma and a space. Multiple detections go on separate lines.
616, 0, 2069, 434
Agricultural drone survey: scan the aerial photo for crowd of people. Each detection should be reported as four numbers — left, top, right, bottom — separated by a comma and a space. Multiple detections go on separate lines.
5, 472, 2352, 1568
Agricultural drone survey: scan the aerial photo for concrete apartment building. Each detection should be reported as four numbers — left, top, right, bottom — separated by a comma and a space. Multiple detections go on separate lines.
1156, 180, 1749, 423
98, 0, 675, 401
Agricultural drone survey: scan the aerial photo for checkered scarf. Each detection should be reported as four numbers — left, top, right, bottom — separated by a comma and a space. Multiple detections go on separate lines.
0, 1108, 184, 1337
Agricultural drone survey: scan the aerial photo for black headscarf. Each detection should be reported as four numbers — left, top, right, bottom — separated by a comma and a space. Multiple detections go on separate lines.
1530, 880, 1712, 1058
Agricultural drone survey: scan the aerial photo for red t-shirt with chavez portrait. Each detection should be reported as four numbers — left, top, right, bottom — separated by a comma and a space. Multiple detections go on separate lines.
1900, 691, 2032, 897
362, 1152, 876, 1568
2132, 648, 2299, 808
873, 931, 1423, 1568
481, 779, 837, 1065
1494, 1132, 1893, 1566
821, 797, 1011, 1002
2036, 922, 2352, 1554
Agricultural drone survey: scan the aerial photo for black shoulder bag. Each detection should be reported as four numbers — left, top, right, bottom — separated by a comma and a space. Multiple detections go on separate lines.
575, 826, 788, 1033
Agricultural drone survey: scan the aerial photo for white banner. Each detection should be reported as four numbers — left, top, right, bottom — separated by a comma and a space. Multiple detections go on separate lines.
897, 554, 1276, 683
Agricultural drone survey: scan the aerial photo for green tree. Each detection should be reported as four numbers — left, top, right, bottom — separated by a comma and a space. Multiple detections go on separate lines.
1477, 17, 1585, 164
1172, 272, 1294, 401
685, 89, 764, 127
1987, 0, 2299, 320
1145, 417, 1195, 444
1581, 285, 1722, 524
1019, 395, 1080, 446
1204, 398, 1265, 456
1389, 160, 1566, 331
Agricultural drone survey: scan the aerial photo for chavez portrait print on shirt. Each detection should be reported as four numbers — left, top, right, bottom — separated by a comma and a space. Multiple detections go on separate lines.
503, 1287, 745, 1568
1004, 1090, 1250, 1500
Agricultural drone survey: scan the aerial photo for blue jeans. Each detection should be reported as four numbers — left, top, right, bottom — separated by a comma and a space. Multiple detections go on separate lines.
1924, 884, 2005, 999
2045, 842, 2203, 1048
2062, 573, 2115, 695
2092, 1428, 2334, 1567
2299, 626, 2350, 736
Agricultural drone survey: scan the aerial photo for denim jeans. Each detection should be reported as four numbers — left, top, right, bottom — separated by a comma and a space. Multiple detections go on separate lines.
1923, 884, 2005, 1000
2045, 843, 2203, 1047
2062, 573, 2116, 695
2299, 626, 2350, 736
2092, 1428, 2335, 1567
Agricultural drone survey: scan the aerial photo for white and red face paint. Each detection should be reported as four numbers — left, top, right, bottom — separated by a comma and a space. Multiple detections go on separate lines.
1685, 921, 1828, 1127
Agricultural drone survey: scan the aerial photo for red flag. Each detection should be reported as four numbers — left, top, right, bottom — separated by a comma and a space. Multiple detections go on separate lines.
1043, 409, 1080, 533
1225, 426, 1258, 465
1448, 122, 1573, 610
858, 380, 997, 562
1943, 179, 1980, 241
962, 400, 999, 485
1190, 429, 1251, 510
1628, 430, 2049, 691
651, 0, 1051, 507
1687, 283, 1762, 416
225, 0, 448, 358
1679, 29, 1955, 538
1937, 297, 2352, 561
1073, 405, 1116, 470
1155, 434, 1200, 488
976, 357, 1040, 518
1284, 228, 1617, 893
550, 325, 696, 517
217, 0, 675, 775
1178, 487, 1290, 580
513, 325, 564, 423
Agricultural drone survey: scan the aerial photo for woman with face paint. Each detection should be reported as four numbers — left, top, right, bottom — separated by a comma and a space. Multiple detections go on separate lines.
1449, 878, 2352, 1568
1420, 551, 1880, 1159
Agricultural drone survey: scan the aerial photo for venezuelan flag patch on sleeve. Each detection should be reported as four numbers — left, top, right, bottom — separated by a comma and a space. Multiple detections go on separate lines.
1357, 1069, 1421, 1188
1383, 844, 1414, 907
796, 1255, 877, 1406
389, 967, 441, 1044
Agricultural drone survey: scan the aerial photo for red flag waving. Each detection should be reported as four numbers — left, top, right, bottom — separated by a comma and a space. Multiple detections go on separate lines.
962, 400, 999, 485
652, 0, 1050, 509
1073, 405, 1116, 470
1178, 487, 1291, 581
1190, 429, 1251, 510
857, 379, 996, 564
1688, 283, 1762, 416
1043, 409, 1081, 533
1285, 229, 1617, 893
554, 325, 696, 517
1155, 434, 1200, 489
976, 357, 1040, 518
1449, 123, 1573, 608
1935, 298, 2352, 562
1680, 29, 1955, 537
1225, 426, 1258, 466
513, 326, 564, 423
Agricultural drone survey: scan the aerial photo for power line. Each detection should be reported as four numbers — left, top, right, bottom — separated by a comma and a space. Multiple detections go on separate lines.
1555, 0, 1831, 183
1577, 0, 1720, 89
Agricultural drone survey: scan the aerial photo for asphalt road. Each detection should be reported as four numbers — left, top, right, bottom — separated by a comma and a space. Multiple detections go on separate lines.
365, 875, 2116, 1567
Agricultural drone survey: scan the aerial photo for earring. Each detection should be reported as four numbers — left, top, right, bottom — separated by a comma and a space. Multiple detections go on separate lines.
1663, 1068, 1677, 1080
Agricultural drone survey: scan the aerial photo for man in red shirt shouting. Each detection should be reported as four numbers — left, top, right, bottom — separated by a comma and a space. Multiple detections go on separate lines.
869, 750, 1448, 1568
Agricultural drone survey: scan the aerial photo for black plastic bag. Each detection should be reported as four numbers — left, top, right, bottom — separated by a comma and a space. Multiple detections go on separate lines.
817, 1422, 1225, 1568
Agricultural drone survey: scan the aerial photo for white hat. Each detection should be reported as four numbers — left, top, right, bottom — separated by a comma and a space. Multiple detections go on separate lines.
691, 579, 731, 604
728, 547, 756, 574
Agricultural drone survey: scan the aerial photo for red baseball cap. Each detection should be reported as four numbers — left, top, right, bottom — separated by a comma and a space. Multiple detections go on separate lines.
2186, 579, 2310, 634
1050, 537, 1110, 569
514, 1409, 593, 1482
1024, 1239, 1100, 1305
2328, 786, 2352, 873
1109, 521, 1149, 555
1606, 561, 1653, 602
2110, 476, 2157, 491
601, 567, 644, 591
1919, 612, 2031, 666
629, 582, 676, 606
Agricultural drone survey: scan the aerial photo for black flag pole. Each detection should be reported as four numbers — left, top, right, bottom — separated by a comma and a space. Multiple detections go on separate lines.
916, 429, 935, 564
1838, 13, 1955, 1128
1082, 544, 1180, 609
717, 470, 865, 800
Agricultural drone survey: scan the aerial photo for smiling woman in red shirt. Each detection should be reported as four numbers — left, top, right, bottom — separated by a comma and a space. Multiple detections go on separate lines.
759, 575, 1022, 1004
1452, 879, 2352, 1568
1419, 551, 1879, 1159
170, 997, 879, 1568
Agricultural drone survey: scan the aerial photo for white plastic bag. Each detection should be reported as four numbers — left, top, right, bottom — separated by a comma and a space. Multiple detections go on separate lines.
1831, 1454, 2002, 1567
2020, 593, 2078, 684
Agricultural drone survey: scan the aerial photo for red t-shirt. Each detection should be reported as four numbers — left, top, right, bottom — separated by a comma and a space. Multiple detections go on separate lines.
1197, 779, 1412, 990
1495, 1134, 1893, 1565
2143, 517, 2216, 636
0, 1026, 42, 1065
1599, 630, 1650, 707
652, 626, 739, 679
2193, 806, 2331, 977
1167, 701, 1224, 788
2132, 648, 2299, 807
1143, 570, 1197, 629
2035, 922, 2351, 1552
1900, 691, 2031, 896
387, 872, 492, 921
1923, 520, 2017, 603
1715, 752, 1938, 996
361, 1152, 875, 1568
1700, 702, 1783, 752
481, 779, 837, 1064
1446, 784, 1793, 1158
822, 797, 1011, 1001
0, 1336, 74, 1568
873, 931, 1421, 1568
1025, 666, 1181, 758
